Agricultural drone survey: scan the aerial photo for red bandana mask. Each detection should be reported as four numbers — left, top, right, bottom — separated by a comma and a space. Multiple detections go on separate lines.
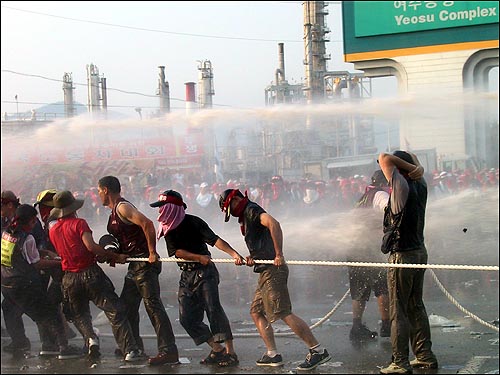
233, 191, 249, 235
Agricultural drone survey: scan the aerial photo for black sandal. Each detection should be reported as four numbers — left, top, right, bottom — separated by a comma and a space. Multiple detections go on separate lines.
200, 349, 226, 365
218, 353, 239, 367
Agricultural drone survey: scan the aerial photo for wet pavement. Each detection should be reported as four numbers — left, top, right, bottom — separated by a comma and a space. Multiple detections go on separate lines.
1, 262, 498, 374
2, 190, 499, 373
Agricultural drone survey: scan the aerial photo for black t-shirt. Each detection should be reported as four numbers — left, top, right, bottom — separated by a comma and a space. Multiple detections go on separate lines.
164, 214, 219, 258
243, 202, 275, 260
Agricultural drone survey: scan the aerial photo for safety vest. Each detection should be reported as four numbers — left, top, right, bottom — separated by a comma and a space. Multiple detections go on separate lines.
1, 230, 40, 288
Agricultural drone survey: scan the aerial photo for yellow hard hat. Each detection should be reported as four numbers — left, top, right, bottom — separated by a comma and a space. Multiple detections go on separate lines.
34, 189, 58, 207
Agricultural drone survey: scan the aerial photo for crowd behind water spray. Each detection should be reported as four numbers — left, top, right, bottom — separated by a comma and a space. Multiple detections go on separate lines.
1, 91, 497, 330
1, 90, 498, 267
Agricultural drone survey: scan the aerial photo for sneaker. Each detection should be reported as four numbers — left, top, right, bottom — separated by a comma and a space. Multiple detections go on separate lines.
380, 320, 391, 337
120, 348, 146, 358
148, 349, 179, 366
296, 349, 331, 371
410, 358, 438, 369
350, 324, 378, 341
379, 362, 413, 374
39, 345, 60, 357
88, 338, 100, 359
256, 353, 284, 367
3, 339, 31, 353
58, 345, 84, 360
125, 349, 147, 362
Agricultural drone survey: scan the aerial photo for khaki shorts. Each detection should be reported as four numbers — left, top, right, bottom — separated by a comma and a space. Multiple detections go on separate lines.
250, 264, 292, 323
348, 266, 388, 301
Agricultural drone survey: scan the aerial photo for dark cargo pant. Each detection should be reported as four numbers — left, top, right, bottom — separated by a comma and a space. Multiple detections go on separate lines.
388, 247, 437, 367
178, 263, 233, 345
2, 281, 67, 350
63, 263, 138, 354
120, 261, 177, 354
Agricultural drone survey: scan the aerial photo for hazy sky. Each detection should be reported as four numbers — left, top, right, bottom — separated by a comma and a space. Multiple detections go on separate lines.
2, 1, 395, 118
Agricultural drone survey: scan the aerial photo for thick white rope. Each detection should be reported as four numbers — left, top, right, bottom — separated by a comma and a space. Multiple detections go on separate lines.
127, 257, 499, 272
97, 258, 498, 339
429, 269, 499, 333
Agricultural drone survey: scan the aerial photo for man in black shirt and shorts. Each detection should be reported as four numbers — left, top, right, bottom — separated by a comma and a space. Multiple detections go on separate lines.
219, 188, 331, 372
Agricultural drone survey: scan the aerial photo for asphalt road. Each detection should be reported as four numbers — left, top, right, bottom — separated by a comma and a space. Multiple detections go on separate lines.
1, 262, 498, 374
2, 189, 498, 373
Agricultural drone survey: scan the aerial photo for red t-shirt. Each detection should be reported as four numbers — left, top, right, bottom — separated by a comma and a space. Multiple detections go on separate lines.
48, 217, 96, 272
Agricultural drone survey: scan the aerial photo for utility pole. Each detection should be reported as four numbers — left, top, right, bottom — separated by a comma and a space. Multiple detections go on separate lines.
15, 94, 19, 119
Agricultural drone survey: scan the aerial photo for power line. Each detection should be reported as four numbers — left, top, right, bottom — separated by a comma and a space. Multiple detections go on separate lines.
1, 5, 331, 43
0, 100, 167, 110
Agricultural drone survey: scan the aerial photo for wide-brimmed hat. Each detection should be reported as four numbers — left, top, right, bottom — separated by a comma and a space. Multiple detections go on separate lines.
34, 189, 58, 207
49, 190, 84, 219
149, 190, 187, 209
1, 190, 19, 206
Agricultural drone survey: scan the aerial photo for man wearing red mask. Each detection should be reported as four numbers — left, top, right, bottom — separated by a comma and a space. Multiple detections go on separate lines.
218, 189, 331, 372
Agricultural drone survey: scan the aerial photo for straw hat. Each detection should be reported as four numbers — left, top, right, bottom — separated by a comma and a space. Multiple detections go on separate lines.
49, 190, 84, 219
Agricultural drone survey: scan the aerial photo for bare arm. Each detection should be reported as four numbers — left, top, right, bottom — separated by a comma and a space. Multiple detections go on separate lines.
175, 249, 212, 266
378, 152, 424, 183
214, 238, 245, 266
118, 202, 158, 263
407, 152, 425, 180
260, 212, 285, 266
33, 258, 62, 270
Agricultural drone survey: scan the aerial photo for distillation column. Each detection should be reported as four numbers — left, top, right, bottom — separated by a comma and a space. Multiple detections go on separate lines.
62, 72, 75, 118
303, 1, 331, 104
158, 66, 170, 114
197, 60, 215, 109
86, 63, 101, 114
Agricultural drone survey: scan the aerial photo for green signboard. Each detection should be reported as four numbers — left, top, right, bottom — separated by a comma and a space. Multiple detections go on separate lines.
354, 1, 499, 37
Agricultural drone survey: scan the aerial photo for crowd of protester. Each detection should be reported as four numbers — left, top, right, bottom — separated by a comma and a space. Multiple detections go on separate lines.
5, 166, 499, 226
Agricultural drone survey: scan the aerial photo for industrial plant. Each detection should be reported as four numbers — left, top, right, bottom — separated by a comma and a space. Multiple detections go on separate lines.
1, 1, 498, 185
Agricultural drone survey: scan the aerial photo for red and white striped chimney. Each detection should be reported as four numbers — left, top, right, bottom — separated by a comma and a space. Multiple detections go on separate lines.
185, 82, 196, 115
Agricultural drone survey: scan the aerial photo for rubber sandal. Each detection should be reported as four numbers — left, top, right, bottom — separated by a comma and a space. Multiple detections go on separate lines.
200, 349, 226, 364
218, 353, 239, 367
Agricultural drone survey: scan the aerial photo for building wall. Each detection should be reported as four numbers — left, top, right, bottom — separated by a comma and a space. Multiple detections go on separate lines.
342, 1, 499, 168
396, 49, 473, 157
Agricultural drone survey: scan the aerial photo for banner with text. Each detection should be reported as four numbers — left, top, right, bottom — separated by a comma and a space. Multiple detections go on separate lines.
354, 1, 499, 37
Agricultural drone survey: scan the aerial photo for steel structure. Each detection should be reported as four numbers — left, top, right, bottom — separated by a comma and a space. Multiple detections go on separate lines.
197, 60, 215, 109
62, 72, 75, 118
157, 65, 170, 114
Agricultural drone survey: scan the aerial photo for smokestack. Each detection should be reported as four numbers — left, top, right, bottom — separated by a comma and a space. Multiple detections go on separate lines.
62, 72, 75, 118
278, 43, 285, 84
185, 82, 196, 115
158, 66, 170, 114
100, 77, 107, 113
